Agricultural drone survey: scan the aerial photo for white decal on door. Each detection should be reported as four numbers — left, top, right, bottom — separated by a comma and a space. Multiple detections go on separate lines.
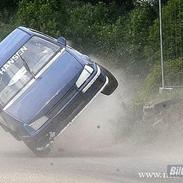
0, 46, 28, 75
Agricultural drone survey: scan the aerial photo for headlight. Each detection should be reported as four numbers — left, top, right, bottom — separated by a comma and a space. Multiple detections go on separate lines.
29, 116, 48, 130
76, 65, 93, 88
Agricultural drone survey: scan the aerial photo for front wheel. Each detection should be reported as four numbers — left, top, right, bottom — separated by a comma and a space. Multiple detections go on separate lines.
99, 65, 118, 95
24, 139, 52, 157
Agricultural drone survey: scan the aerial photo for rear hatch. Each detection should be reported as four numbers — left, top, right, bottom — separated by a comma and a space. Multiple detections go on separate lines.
5, 50, 83, 123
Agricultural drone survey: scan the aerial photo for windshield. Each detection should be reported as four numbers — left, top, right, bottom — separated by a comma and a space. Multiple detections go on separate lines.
0, 36, 60, 107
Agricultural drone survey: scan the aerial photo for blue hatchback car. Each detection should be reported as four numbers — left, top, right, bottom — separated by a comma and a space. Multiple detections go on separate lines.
0, 27, 118, 156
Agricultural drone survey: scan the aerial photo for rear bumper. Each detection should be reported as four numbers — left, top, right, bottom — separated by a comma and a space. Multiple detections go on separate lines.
22, 65, 108, 143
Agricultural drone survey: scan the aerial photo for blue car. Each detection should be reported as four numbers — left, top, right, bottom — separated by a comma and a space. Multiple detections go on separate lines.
0, 27, 118, 156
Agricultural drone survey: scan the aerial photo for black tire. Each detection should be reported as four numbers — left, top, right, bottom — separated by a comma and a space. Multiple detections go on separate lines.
99, 65, 118, 95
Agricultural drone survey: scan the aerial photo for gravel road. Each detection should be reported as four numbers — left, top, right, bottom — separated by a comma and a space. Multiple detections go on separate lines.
1, 124, 183, 183
0, 93, 183, 183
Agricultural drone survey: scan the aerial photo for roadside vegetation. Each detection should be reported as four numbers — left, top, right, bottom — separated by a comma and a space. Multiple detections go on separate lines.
0, 0, 182, 107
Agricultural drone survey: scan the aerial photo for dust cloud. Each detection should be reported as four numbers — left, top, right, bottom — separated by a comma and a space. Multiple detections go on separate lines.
54, 65, 136, 153
54, 61, 183, 156
0, 60, 182, 156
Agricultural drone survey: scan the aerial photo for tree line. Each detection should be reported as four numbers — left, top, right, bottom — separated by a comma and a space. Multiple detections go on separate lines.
0, 0, 182, 100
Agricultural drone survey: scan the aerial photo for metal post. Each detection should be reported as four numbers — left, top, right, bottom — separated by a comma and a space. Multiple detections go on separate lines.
159, 0, 165, 89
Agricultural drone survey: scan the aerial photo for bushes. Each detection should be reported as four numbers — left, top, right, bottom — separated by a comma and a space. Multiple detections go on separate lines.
135, 65, 161, 105
0, 0, 181, 69
122, 3, 157, 72
0, 0, 182, 79
65, 2, 109, 52
136, 57, 183, 105
0, 0, 19, 10
16, 0, 68, 37
65, 1, 157, 70
0, 0, 182, 109
0, 8, 17, 41
164, 57, 183, 86
147, 0, 183, 63
0, 0, 158, 71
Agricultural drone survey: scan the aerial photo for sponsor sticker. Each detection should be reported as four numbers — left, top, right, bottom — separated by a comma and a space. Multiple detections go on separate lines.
0, 46, 28, 76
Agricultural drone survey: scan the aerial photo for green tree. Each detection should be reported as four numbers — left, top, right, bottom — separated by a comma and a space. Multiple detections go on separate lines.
16, 0, 68, 36
65, 2, 109, 52
147, 0, 183, 63
108, 2, 157, 72
0, 0, 19, 10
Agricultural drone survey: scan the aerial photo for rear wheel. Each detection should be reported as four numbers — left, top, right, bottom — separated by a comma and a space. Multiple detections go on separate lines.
99, 65, 118, 95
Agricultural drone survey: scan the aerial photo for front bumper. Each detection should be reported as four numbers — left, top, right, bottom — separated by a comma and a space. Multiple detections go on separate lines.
22, 65, 108, 143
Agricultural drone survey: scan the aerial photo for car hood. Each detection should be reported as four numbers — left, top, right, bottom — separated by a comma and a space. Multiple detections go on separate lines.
4, 50, 83, 123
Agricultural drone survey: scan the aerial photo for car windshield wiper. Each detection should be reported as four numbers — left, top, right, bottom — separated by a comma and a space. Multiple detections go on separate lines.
19, 55, 36, 79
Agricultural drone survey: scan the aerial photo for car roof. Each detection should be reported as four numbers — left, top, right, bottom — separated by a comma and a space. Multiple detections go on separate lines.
18, 26, 57, 41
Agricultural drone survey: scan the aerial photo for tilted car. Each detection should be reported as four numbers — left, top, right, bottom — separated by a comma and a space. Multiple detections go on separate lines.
0, 27, 118, 156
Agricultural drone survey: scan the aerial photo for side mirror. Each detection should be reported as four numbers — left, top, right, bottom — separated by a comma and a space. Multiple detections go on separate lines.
57, 37, 66, 46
